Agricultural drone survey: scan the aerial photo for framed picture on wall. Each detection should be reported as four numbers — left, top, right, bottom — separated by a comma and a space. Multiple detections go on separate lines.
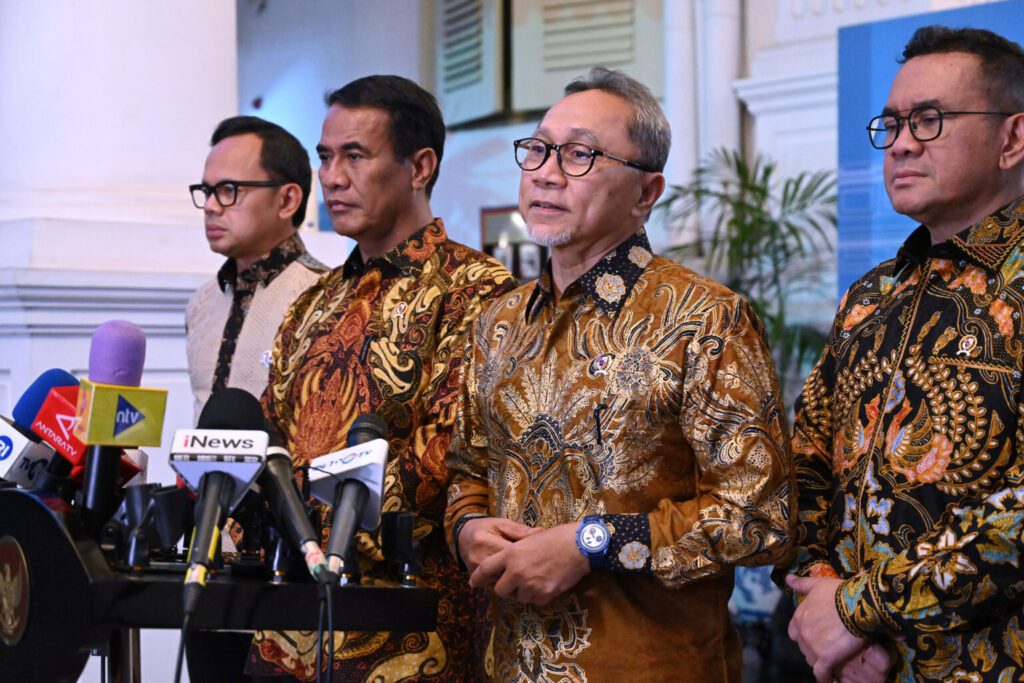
480, 205, 548, 283
518, 243, 542, 280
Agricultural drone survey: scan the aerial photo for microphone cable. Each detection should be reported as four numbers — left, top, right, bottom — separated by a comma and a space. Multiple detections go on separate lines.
316, 595, 325, 683
175, 518, 219, 683
315, 580, 333, 683
326, 578, 336, 683
313, 548, 338, 683
173, 612, 191, 683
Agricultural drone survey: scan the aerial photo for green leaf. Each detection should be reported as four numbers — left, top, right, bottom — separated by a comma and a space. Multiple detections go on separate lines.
659, 147, 837, 400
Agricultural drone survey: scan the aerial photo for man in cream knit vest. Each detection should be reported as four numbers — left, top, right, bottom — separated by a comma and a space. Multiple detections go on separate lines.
185, 116, 327, 420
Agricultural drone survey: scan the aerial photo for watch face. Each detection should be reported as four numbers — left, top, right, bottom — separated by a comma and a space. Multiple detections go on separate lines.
580, 523, 608, 551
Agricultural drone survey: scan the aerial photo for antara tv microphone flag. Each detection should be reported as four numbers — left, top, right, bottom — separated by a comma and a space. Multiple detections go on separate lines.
309, 414, 389, 575
77, 321, 166, 535
31, 383, 143, 489
1, 369, 77, 488
170, 389, 266, 614
31, 385, 86, 464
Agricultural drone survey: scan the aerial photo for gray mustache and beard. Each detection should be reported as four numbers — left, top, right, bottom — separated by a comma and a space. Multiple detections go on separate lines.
526, 221, 573, 248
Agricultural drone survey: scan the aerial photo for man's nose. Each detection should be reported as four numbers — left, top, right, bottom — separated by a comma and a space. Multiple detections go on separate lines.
530, 148, 567, 185
890, 119, 923, 155
320, 160, 349, 189
203, 192, 223, 214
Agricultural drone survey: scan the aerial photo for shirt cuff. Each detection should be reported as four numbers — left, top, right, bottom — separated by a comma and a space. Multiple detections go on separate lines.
602, 513, 653, 574
836, 565, 900, 638
451, 513, 488, 572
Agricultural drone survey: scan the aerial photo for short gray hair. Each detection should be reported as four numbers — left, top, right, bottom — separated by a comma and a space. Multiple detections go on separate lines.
564, 67, 671, 172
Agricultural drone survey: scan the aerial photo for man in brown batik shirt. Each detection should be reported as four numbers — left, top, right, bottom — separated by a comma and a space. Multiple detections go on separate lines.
246, 76, 515, 682
445, 67, 795, 682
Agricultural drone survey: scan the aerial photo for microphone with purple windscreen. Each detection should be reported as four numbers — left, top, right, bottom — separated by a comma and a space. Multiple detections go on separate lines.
88, 320, 146, 387
79, 320, 165, 536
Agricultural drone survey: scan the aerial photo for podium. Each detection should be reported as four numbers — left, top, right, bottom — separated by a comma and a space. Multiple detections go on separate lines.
0, 489, 438, 682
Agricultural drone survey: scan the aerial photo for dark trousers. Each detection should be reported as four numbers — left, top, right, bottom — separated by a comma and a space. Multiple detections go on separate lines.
184, 630, 254, 683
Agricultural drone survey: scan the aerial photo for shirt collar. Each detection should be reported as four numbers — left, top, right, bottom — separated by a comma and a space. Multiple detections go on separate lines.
526, 228, 655, 320
894, 195, 1024, 272
216, 232, 308, 292
341, 218, 448, 280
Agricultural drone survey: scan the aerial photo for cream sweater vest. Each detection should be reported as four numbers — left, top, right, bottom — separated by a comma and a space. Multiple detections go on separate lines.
185, 260, 324, 420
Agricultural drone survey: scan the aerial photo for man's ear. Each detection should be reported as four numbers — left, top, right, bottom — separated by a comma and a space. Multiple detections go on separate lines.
631, 172, 666, 219
999, 113, 1024, 172
408, 148, 439, 192
278, 183, 304, 223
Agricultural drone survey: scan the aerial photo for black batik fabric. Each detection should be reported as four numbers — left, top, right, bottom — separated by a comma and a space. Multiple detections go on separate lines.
211, 233, 308, 391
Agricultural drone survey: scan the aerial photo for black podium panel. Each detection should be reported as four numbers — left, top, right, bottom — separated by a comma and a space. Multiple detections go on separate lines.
0, 489, 438, 682
0, 489, 98, 683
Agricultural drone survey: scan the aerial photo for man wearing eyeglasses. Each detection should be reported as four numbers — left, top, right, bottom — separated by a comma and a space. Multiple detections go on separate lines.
445, 67, 794, 681
185, 116, 327, 420
183, 116, 327, 682
785, 26, 1024, 683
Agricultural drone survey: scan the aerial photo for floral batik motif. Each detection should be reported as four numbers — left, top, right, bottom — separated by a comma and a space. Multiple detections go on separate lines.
447, 229, 794, 682
247, 220, 515, 682
792, 197, 1024, 681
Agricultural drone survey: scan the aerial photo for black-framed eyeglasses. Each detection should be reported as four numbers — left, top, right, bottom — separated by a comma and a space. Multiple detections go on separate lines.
866, 106, 1016, 149
513, 137, 657, 177
189, 180, 286, 208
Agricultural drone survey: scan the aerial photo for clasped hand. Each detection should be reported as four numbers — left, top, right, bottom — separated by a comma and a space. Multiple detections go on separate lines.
459, 519, 590, 606
786, 575, 893, 683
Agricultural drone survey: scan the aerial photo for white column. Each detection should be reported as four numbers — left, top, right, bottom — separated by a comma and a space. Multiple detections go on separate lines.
696, 0, 743, 159
0, 0, 239, 226
0, 0, 242, 456
663, 0, 699, 187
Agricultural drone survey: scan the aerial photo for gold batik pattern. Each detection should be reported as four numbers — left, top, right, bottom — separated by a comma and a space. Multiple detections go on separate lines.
447, 229, 794, 682
247, 220, 515, 682
791, 197, 1024, 681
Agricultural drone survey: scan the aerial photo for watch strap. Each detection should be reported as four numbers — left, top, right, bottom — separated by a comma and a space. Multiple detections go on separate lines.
576, 514, 609, 568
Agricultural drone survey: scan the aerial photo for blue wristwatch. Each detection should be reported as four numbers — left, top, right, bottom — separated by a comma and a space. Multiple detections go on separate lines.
575, 515, 610, 569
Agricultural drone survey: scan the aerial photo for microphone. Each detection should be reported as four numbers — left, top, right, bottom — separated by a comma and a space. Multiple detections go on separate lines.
0, 416, 58, 488
30, 383, 143, 489
76, 321, 168, 535
29, 384, 86, 465
2, 369, 78, 489
74, 321, 168, 447
15, 370, 144, 493
309, 415, 389, 576
259, 417, 329, 582
170, 389, 266, 615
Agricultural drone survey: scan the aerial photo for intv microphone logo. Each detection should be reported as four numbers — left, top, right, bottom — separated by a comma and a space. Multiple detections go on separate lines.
0, 436, 13, 462
75, 379, 166, 447
114, 395, 144, 436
